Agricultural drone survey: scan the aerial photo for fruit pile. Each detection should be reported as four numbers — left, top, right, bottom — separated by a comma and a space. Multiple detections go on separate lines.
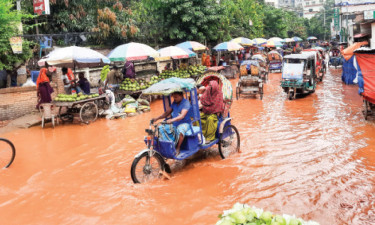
217, 203, 319, 225
119, 76, 160, 91
187, 65, 206, 77
54, 93, 99, 102
160, 65, 206, 79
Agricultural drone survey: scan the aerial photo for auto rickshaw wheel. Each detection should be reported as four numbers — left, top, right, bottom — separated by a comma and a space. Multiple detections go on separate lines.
130, 151, 165, 183
288, 92, 294, 100
218, 125, 240, 159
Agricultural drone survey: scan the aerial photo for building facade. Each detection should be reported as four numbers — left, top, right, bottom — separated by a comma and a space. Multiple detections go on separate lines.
334, 0, 375, 46
265, 0, 279, 8
278, 0, 325, 19
303, 0, 325, 19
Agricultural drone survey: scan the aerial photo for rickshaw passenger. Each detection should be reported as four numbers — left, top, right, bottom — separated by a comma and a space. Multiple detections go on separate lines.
152, 92, 194, 156
200, 80, 224, 143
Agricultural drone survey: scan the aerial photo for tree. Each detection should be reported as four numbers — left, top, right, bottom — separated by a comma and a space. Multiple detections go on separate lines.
0, 0, 34, 71
135, 0, 225, 44
21, 0, 137, 45
306, 0, 334, 40
220, 0, 264, 40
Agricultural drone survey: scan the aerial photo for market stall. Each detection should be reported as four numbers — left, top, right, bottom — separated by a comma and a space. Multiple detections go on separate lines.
38, 46, 111, 124
213, 42, 244, 79
107, 42, 160, 101
55, 94, 107, 124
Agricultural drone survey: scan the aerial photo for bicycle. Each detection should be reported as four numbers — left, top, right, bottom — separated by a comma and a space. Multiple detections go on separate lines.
0, 138, 16, 168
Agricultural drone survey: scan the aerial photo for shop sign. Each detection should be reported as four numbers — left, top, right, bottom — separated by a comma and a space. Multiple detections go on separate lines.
9, 37, 22, 54
33, 0, 50, 15
364, 10, 375, 20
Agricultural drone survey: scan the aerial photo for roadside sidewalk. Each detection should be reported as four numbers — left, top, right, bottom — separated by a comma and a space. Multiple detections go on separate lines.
0, 112, 41, 134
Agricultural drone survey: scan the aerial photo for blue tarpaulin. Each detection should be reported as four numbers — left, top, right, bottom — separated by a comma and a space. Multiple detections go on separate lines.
342, 56, 358, 85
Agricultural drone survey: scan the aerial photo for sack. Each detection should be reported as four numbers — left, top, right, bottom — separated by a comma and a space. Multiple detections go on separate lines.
158, 124, 176, 143
121, 95, 136, 107
250, 65, 259, 75
137, 98, 150, 106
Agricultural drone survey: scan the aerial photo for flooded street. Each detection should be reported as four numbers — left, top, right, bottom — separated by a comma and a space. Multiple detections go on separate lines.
1, 68, 375, 225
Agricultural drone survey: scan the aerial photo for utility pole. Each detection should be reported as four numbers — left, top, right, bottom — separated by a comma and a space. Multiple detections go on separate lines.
323, 8, 326, 41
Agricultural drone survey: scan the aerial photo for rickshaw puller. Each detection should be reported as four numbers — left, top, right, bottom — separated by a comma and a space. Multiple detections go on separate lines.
152, 92, 194, 156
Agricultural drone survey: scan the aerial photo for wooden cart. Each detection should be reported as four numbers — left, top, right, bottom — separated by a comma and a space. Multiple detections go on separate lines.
55, 95, 108, 124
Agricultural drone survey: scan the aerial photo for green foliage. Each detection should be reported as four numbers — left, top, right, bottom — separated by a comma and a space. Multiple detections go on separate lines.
306, 0, 334, 40
135, 0, 224, 43
262, 5, 307, 39
21, 0, 137, 45
0, 0, 34, 71
220, 0, 264, 40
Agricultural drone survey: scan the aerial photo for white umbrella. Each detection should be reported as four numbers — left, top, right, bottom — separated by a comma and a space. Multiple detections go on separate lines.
107, 42, 159, 62
158, 46, 190, 59
38, 46, 110, 68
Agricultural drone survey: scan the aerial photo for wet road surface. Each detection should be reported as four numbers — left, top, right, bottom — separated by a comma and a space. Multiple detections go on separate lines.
1, 68, 375, 225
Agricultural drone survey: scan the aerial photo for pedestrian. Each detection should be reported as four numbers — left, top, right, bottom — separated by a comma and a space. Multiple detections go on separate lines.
62, 67, 81, 94
122, 61, 135, 79
211, 54, 217, 67
36, 66, 54, 109
204, 54, 211, 67
0, 70, 7, 89
105, 65, 122, 90
78, 72, 91, 94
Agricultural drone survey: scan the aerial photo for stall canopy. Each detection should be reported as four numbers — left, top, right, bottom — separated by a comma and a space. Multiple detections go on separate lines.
262, 40, 283, 48
253, 38, 267, 45
230, 37, 254, 46
176, 41, 207, 51
284, 38, 294, 43
107, 42, 159, 62
354, 48, 375, 102
38, 46, 110, 68
292, 36, 303, 42
341, 42, 368, 85
213, 42, 244, 52
307, 36, 317, 40
158, 46, 191, 59
268, 37, 285, 43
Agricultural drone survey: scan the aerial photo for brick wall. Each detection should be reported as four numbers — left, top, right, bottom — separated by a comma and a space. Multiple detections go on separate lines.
0, 72, 63, 120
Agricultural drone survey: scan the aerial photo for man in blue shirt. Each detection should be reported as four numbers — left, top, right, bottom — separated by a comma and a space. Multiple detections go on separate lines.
152, 91, 193, 156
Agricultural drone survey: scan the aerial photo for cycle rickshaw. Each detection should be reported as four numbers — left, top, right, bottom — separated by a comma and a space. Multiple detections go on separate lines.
236, 60, 264, 100
130, 77, 240, 183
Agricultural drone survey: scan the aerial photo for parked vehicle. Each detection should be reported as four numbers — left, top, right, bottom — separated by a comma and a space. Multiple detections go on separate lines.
281, 52, 317, 100
236, 60, 264, 100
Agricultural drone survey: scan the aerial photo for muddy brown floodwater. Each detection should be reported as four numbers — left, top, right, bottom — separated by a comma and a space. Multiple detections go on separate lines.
1, 68, 375, 225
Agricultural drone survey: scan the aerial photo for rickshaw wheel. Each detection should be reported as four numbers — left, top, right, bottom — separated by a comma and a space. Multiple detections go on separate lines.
80, 102, 98, 124
218, 125, 240, 159
131, 152, 164, 183
236, 87, 240, 100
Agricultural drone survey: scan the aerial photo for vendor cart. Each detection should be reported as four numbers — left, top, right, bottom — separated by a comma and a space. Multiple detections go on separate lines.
55, 95, 108, 124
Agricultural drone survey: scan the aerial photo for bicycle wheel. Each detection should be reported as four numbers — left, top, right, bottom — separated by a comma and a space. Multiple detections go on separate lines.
131, 151, 164, 183
0, 138, 15, 168
218, 125, 240, 159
